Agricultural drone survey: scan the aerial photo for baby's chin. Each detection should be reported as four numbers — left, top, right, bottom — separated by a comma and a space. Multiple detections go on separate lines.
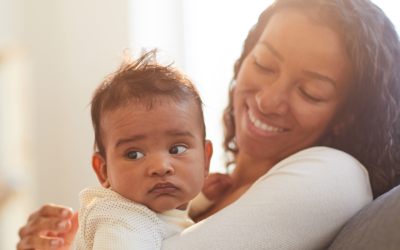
146, 196, 187, 212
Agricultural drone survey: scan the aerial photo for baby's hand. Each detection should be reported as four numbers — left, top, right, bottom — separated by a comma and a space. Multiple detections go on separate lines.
202, 173, 232, 201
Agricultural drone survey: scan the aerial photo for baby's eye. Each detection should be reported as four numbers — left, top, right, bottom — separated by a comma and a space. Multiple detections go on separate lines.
127, 151, 144, 159
169, 145, 187, 155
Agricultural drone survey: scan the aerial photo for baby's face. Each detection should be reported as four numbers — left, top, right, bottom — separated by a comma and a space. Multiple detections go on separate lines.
94, 101, 211, 212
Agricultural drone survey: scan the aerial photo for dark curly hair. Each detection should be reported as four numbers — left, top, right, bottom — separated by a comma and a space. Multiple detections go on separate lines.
223, 0, 400, 199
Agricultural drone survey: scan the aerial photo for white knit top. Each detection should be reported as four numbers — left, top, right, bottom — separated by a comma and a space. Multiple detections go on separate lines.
162, 147, 373, 250
74, 187, 194, 250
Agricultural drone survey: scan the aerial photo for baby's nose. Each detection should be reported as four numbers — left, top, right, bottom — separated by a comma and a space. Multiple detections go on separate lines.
148, 158, 174, 177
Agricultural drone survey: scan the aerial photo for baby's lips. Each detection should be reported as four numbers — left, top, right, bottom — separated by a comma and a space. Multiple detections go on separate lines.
149, 182, 179, 194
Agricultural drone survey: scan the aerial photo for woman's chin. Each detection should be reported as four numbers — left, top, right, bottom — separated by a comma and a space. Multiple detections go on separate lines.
236, 136, 283, 160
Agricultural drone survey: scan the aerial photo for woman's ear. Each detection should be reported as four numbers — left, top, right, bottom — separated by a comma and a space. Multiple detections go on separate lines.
333, 114, 355, 136
203, 140, 213, 178
92, 152, 110, 188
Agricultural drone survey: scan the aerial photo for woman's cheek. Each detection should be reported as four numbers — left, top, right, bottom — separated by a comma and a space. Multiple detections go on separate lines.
293, 97, 337, 131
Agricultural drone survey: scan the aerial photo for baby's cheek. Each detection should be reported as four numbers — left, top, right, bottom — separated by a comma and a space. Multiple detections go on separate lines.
113, 175, 144, 202
186, 174, 205, 200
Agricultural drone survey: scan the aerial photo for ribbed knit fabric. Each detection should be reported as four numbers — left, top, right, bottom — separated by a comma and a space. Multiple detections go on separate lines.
74, 187, 193, 250
162, 147, 373, 250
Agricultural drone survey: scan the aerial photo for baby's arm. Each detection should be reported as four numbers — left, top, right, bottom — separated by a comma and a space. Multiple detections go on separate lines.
74, 198, 166, 250
189, 173, 231, 218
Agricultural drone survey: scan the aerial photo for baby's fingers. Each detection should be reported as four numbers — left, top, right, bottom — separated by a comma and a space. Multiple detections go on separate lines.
205, 173, 232, 187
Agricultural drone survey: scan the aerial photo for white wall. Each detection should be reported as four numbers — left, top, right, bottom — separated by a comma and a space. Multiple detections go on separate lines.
21, 0, 130, 209
0, 0, 130, 248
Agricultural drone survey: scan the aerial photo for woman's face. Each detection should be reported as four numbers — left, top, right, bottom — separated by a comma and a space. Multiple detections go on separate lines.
234, 8, 352, 162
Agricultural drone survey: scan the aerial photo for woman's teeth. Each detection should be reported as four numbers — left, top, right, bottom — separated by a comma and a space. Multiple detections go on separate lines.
248, 111, 284, 132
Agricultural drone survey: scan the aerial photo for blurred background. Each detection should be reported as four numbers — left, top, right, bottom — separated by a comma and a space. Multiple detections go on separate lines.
0, 0, 398, 248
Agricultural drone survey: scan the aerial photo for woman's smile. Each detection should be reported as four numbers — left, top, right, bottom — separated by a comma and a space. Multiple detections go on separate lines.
233, 9, 352, 162
246, 108, 288, 136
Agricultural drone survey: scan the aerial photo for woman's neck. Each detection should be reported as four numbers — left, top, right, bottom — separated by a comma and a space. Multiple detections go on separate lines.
194, 151, 282, 222
230, 151, 279, 191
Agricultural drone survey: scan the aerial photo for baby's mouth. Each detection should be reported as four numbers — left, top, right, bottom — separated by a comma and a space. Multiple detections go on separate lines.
149, 182, 179, 194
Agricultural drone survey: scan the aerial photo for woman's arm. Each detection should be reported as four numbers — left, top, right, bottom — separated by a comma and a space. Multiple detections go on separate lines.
162, 147, 373, 250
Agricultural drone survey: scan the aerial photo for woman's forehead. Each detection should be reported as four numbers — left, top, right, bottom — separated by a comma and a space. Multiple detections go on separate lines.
256, 8, 352, 93
261, 9, 345, 57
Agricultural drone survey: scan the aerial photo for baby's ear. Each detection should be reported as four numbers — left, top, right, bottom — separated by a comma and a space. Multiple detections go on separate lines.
203, 140, 213, 178
92, 152, 110, 188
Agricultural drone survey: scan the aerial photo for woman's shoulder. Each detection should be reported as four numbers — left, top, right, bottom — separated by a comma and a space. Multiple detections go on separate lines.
251, 146, 372, 207
278, 146, 362, 167
265, 146, 369, 180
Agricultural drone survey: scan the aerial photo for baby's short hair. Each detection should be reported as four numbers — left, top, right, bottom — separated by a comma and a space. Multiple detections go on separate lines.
91, 49, 205, 158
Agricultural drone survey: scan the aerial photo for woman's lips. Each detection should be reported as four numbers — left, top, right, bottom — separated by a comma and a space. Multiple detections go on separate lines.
248, 110, 286, 132
246, 109, 289, 137
149, 182, 179, 194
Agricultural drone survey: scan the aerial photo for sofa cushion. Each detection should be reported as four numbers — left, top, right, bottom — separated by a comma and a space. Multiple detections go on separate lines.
328, 185, 400, 250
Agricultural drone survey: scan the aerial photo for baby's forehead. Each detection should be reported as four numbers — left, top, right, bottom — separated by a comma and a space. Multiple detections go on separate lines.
100, 99, 205, 140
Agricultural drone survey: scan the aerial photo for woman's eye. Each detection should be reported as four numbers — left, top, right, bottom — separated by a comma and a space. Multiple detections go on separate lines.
253, 60, 274, 73
299, 88, 322, 103
169, 146, 187, 155
127, 151, 144, 159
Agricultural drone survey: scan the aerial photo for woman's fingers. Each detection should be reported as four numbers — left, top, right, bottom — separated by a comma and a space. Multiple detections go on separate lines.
62, 211, 80, 246
16, 235, 64, 250
17, 211, 79, 250
25, 204, 72, 225
18, 204, 74, 250
38, 204, 73, 219
19, 216, 72, 238
17, 204, 74, 250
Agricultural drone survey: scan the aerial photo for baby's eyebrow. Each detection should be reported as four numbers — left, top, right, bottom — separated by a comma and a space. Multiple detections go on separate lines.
115, 135, 146, 148
166, 131, 195, 138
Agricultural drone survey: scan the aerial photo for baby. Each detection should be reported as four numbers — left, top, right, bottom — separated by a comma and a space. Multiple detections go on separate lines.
74, 50, 230, 250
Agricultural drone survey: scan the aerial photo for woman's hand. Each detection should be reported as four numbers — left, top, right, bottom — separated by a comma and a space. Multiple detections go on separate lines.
17, 204, 79, 250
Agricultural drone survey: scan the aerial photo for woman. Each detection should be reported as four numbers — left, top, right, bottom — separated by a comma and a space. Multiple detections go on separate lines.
17, 0, 400, 249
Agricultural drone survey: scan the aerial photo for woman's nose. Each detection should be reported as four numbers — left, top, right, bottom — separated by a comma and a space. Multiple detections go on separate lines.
255, 78, 290, 116
147, 156, 174, 177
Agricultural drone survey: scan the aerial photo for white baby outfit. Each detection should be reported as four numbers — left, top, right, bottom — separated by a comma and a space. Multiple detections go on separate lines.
74, 187, 194, 250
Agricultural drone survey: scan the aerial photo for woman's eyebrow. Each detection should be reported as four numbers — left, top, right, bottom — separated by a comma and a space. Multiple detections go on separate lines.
302, 70, 337, 89
260, 41, 285, 62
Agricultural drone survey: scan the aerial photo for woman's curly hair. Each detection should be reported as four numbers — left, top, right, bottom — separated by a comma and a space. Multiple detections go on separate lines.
223, 0, 400, 199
